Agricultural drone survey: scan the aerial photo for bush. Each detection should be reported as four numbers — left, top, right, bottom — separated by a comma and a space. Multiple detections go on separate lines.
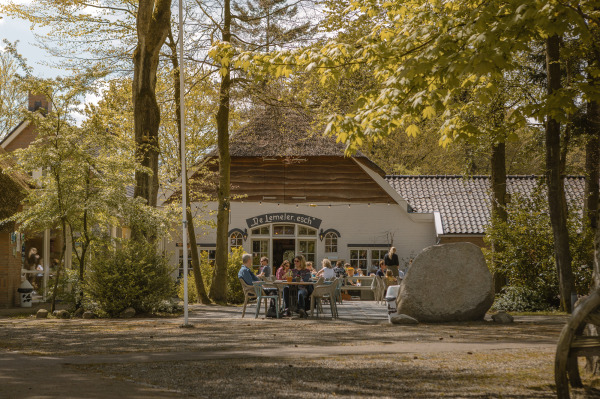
85, 240, 175, 317
177, 247, 245, 304
226, 247, 245, 304
492, 286, 557, 312
485, 184, 593, 311
47, 268, 81, 308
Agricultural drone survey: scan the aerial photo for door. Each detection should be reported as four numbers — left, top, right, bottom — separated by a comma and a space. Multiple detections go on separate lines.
273, 239, 295, 269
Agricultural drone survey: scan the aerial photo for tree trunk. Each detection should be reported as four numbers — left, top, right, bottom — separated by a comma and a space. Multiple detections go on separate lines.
490, 140, 507, 293
167, 30, 211, 304
596, 198, 600, 290
546, 34, 574, 312
209, 0, 232, 304
50, 220, 67, 313
132, 0, 171, 222
491, 141, 507, 222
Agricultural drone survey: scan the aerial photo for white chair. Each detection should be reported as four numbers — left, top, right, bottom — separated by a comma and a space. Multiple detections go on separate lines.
253, 281, 280, 319
310, 278, 338, 318
373, 276, 385, 304
239, 277, 257, 318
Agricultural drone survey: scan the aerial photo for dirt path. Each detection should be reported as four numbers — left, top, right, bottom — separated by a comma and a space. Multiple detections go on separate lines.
1, 340, 558, 399
0, 305, 584, 398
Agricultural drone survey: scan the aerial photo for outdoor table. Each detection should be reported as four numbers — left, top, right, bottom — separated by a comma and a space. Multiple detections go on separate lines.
272, 280, 318, 314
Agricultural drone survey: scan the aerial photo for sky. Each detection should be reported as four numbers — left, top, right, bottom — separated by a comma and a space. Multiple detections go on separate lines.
1, 12, 101, 124
0, 14, 64, 78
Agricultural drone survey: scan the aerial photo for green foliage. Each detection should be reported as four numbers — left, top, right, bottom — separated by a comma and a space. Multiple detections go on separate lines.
226, 247, 245, 304
485, 185, 593, 311
492, 286, 556, 313
47, 268, 81, 308
0, 39, 29, 140
229, 0, 600, 156
177, 247, 245, 304
85, 240, 175, 317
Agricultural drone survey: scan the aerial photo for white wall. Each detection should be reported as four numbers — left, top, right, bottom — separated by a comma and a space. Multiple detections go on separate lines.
166, 201, 437, 272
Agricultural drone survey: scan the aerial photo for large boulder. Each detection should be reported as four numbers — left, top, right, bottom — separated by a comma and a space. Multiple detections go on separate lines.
396, 242, 494, 322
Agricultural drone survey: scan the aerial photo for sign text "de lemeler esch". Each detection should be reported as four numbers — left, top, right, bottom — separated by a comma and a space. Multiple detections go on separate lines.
246, 213, 322, 229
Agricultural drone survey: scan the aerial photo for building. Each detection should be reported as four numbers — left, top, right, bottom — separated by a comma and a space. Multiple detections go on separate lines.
0, 94, 66, 306
0, 148, 34, 307
167, 107, 589, 277
166, 107, 432, 275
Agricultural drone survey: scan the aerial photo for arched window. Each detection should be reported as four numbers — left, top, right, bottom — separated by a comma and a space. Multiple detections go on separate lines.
325, 232, 338, 253
230, 231, 243, 249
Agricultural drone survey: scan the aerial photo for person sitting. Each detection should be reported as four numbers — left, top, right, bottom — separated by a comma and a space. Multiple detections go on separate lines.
356, 269, 365, 286
275, 260, 290, 280
345, 264, 355, 278
257, 256, 271, 278
306, 262, 316, 277
238, 254, 259, 286
333, 260, 347, 278
293, 256, 313, 318
376, 260, 387, 277
283, 256, 313, 318
239, 254, 277, 313
316, 258, 336, 279
384, 270, 398, 287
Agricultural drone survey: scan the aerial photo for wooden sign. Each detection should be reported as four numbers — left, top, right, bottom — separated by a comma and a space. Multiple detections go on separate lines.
246, 213, 322, 229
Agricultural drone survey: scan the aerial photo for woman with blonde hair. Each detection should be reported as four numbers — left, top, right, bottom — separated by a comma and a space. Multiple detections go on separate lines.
383, 246, 400, 275
316, 258, 335, 279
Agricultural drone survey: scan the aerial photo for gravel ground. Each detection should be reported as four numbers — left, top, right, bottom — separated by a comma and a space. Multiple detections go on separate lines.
2, 304, 599, 398
77, 350, 561, 398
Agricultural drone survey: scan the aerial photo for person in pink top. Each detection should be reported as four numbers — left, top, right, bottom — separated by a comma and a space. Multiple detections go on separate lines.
276, 260, 291, 280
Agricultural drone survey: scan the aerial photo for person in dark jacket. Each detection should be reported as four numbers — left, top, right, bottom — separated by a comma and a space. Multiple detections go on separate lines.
383, 247, 400, 275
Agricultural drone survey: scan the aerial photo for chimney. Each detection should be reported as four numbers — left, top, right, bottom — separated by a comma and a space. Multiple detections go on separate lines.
28, 92, 52, 113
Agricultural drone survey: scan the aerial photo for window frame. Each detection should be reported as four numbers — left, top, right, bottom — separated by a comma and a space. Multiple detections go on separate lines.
229, 231, 243, 250
324, 232, 338, 253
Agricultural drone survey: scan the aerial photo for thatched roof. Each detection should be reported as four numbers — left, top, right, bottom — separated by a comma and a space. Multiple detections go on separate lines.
227, 107, 346, 157
209, 106, 386, 175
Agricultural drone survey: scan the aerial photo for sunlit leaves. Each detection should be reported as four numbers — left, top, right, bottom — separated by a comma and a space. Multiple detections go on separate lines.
227, 0, 598, 155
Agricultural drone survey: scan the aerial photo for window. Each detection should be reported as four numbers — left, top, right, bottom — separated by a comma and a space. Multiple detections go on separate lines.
229, 231, 243, 249
371, 249, 387, 270
324, 232, 338, 253
179, 249, 215, 277
350, 249, 368, 270
273, 224, 294, 236
251, 226, 269, 235
298, 240, 316, 263
298, 226, 316, 236
252, 239, 269, 266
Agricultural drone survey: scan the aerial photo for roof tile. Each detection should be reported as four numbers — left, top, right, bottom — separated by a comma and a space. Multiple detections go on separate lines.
385, 175, 586, 235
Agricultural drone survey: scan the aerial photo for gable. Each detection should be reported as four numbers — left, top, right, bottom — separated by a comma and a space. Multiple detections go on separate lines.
191, 156, 396, 204
1, 121, 36, 153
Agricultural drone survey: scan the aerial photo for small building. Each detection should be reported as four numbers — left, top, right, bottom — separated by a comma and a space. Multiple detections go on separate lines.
0, 148, 33, 307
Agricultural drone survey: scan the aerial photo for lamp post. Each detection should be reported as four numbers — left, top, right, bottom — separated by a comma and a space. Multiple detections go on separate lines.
179, 0, 189, 327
